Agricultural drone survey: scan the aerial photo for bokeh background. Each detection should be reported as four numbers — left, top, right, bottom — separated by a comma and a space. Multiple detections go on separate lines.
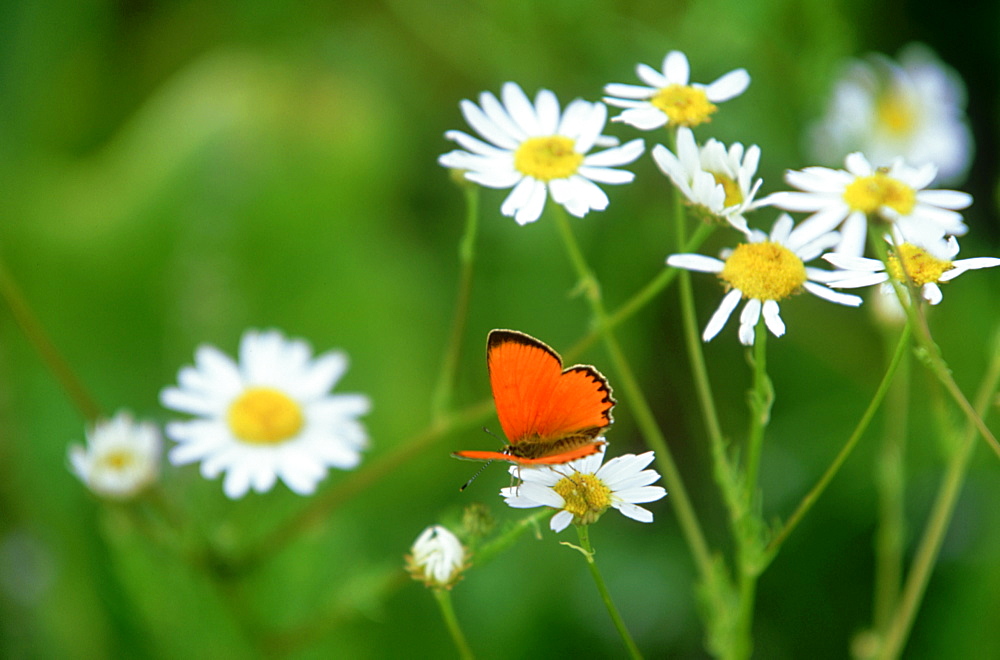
1, 1, 998, 658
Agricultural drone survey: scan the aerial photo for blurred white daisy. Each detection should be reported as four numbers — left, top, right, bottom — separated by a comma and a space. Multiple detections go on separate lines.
667, 213, 862, 345
604, 50, 750, 130
825, 234, 1000, 305
808, 43, 973, 185
406, 525, 467, 589
501, 446, 665, 533
652, 126, 767, 234
438, 82, 644, 225
769, 152, 972, 258
68, 411, 161, 500
160, 329, 371, 499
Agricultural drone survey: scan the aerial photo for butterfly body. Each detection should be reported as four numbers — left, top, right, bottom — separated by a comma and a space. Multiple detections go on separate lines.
453, 329, 615, 466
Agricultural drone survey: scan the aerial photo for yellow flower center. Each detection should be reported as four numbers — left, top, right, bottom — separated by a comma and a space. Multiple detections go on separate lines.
711, 172, 743, 207
651, 84, 717, 127
876, 89, 918, 136
721, 242, 807, 301
887, 243, 954, 286
228, 387, 304, 445
553, 473, 612, 526
514, 136, 583, 181
99, 450, 135, 471
842, 172, 917, 216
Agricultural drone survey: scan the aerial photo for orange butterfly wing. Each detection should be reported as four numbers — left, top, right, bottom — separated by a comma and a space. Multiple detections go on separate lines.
452, 330, 614, 465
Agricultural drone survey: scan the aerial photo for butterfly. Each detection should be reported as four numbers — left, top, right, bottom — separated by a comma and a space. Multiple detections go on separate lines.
452, 329, 615, 466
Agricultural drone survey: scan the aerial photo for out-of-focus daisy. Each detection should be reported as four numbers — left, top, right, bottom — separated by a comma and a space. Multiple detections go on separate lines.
809, 43, 973, 185
501, 446, 665, 533
825, 234, 1000, 306
769, 152, 972, 258
68, 411, 161, 500
160, 329, 371, 499
604, 50, 750, 130
652, 127, 767, 234
438, 82, 644, 226
667, 214, 862, 345
405, 525, 467, 589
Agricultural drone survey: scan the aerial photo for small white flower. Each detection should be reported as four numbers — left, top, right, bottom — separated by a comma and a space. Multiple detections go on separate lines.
825, 234, 1000, 305
68, 412, 161, 500
406, 525, 467, 589
769, 152, 972, 258
604, 50, 750, 130
652, 127, 767, 234
160, 329, 371, 499
667, 214, 863, 345
501, 445, 666, 533
808, 43, 973, 185
438, 82, 644, 225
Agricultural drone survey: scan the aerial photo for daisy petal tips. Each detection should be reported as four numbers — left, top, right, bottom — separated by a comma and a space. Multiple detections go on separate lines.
500, 445, 666, 532
604, 50, 750, 130
667, 214, 863, 345
68, 411, 162, 500
160, 329, 372, 499
439, 82, 644, 225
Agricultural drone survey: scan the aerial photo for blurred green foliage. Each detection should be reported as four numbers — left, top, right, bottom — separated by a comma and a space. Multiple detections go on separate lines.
1, 1, 997, 658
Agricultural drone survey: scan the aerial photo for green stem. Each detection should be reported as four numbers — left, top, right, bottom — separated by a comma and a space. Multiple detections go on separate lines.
474, 510, 550, 565
0, 253, 102, 421
764, 322, 912, 560
743, 318, 773, 504
550, 206, 715, 584
433, 589, 475, 660
432, 186, 480, 423
574, 525, 643, 660
872, 329, 910, 633
876, 329, 1000, 659
872, 232, 1000, 459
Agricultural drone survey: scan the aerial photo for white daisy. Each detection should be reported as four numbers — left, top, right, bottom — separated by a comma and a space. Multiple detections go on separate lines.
769, 152, 972, 258
808, 43, 973, 185
824, 234, 1000, 306
667, 213, 863, 345
160, 329, 371, 499
438, 82, 644, 225
652, 126, 767, 234
604, 50, 750, 130
405, 525, 467, 589
500, 446, 666, 533
68, 411, 161, 500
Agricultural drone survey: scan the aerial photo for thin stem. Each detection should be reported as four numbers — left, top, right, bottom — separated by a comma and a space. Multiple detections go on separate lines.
474, 510, 550, 565
433, 589, 475, 660
574, 525, 643, 660
872, 329, 910, 633
0, 253, 102, 421
765, 322, 912, 560
743, 320, 773, 504
872, 232, 1000, 459
432, 186, 480, 423
550, 206, 715, 583
876, 329, 1000, 660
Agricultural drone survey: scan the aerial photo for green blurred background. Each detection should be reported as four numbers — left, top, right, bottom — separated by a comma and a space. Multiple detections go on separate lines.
1, 1, 998, 658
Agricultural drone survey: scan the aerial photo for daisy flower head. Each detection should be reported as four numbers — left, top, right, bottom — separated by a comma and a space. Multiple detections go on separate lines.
769, 152, 972, 258
825, 233, 1000, 306
406, 524, 467, 590
652, 127, 766, 234
68, 411, 162, 500
160, 329, 371, 499
809, 43, 973, 185
438, 82, 645, 226
604, 50, 750, 130
667, 213, 863, 345
500, 445, 666, 533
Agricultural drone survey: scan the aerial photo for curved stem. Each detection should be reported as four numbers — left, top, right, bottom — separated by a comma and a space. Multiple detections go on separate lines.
743, 321, 772, 505
574, 525, 643, 660
433, 589, 475, 660
550, 206, 714, 583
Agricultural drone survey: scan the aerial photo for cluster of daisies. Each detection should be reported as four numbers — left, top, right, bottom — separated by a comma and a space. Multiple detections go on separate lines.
440, 47, 998, 348
69, 329, 372, 500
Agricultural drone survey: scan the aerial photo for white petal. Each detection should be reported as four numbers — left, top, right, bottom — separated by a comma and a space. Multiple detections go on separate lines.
803, 281, 864, 306
704, 289, 743, 341
704, 69, 750, 102
666, 253, 725, 273
550, 510, 575, 532
603, 83, 655, 100
663, 51, 690, 85
762, 300, 785, 337
614, 502, 654, 523
922, 282, 943, 305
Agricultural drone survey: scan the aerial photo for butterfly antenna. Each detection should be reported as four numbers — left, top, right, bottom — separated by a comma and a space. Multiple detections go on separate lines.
459, 459, 494, 492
